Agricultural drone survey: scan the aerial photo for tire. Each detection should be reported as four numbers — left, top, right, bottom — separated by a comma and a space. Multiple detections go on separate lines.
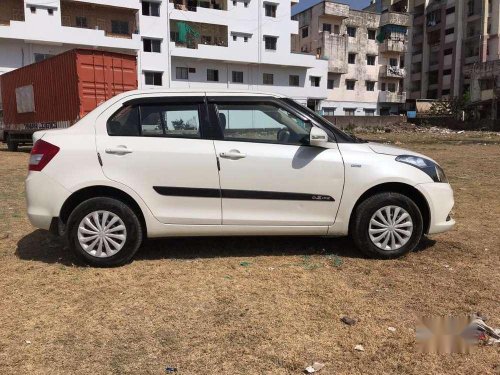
7, 136, 18, 152
67, 197, 143, 267
350, 192, 423, 259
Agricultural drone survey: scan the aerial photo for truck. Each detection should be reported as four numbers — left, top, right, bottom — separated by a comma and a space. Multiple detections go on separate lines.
0, 49, 137, 151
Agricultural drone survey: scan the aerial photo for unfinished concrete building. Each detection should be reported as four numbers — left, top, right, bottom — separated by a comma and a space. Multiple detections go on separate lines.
292, 1, 410, 116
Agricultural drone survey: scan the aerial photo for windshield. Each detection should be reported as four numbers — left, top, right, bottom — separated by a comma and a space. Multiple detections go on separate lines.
282, 99, 365, 143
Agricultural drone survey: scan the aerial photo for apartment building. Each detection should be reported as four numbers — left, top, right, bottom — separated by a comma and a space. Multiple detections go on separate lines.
292, 1, 410, 116
0, 0, 328, 111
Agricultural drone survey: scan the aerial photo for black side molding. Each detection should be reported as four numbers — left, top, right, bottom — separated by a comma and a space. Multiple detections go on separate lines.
153, 186, 334, 202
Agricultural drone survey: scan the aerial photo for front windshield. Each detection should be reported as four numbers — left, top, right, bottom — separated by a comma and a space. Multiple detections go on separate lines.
282, 99, 364, 143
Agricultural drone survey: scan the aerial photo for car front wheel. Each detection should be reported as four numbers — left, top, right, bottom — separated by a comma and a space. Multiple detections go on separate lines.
67, 197, 143, 267
351, 192, 423, 259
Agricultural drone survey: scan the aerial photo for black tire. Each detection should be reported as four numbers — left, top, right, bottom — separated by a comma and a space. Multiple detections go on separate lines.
350, 192, 423, 259
7, 136, 18, 152
67, 197, 143, 267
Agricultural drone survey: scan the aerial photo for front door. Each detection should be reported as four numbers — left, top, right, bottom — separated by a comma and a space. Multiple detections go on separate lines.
95, 95, 221, 224
210, 98, 344, 226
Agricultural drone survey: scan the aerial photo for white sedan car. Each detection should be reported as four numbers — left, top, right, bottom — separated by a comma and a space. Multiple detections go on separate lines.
26, 90, 455, 266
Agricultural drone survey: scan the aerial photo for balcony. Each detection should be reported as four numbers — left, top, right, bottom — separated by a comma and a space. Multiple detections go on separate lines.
323, 2, 349, 18
321, 33, 347, 74
380, 65, 406, 79
380, 12, 410, 27
379, 91, 407, 103
60, 0, 138, 39
0, 0, 24, 25
170, 20, 228, 49
379, 39, 407, 53
169, 0, 227, 12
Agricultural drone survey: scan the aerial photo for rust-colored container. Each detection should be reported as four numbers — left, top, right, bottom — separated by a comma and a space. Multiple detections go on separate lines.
1, 49, 137, 143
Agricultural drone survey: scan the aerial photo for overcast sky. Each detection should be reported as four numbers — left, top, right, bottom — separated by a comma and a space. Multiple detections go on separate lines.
292, 0, 372, 15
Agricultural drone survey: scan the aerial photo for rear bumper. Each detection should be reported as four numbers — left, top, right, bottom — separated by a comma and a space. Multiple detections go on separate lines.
25, 172, 71, 231
416, 182, 455, 234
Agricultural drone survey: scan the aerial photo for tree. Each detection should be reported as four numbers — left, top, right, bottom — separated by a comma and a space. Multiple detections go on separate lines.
429, 92, 470, 120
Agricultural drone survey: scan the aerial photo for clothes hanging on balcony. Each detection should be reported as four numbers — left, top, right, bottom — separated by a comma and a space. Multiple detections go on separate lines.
177, 21, 200, 43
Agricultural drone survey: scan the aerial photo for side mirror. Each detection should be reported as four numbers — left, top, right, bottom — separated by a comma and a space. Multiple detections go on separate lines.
309, 127, 329, 147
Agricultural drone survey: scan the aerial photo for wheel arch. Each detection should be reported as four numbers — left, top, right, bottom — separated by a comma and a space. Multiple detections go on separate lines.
348, 182, 431, 234
59, 185, 147, 235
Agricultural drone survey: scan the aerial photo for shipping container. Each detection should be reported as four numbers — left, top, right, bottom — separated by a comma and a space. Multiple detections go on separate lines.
0, 49, 137, 151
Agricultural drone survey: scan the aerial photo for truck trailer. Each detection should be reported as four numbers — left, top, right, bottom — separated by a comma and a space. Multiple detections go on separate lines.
0, 49, 137, 151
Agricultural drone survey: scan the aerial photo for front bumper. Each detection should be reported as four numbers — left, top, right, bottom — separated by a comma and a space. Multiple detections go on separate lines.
25, 172, 71, 230
416, 182, 455, 234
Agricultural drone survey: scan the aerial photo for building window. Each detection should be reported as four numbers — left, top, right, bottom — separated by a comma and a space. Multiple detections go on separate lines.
310, 76, 321, 87
333, 25, 340, 34
443, 69, 452, 75
444, 48, 453, 55
111, 20, 129, 35
301, 27, 309, 38
76, 16, 88, 28
289, 75, 300, 86
446, 6, 455, 15
323, 23, 331, 33
442, 89, 450, 95
347, 26, 356, 37
445, 27, 454, 35
176, 67, 188, 80
388, 83, 396, 92
144, 71, 162, 86
263, 73, 274, 85
264, 36, 277, 50
232, 71, 244, 83
368, 29, 376, 40
327, 79, 334, 89
364, 109, 375, 116
389, 58, 398, 67
346, 80, 355, 90
207, 69, 219, 82
143, 38, 161, 53
265, 4, 277, 17
34, 53, 53, 63
366, 81, 375, 91
48, 8, 54, 15
142, 1, 160, 16
367, 55, 376, 65
381, 82, 386, 91
323, 107, 335, 116
244, 36, 248, 42
30, 6, 36, 13
233, 35, 237, 41
344, 108, 356, 116
348, 53, 356, 64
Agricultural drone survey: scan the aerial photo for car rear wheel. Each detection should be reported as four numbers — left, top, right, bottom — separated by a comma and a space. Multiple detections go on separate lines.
351, 192, 423, 259
67, 197, 143, 267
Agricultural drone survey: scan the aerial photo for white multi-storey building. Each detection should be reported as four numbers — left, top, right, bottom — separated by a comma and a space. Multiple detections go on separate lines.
0, 0, 327, 109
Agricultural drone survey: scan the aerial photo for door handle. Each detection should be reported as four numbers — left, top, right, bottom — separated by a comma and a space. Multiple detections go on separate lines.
105, 146, 133, 155
219, 150, 246, 160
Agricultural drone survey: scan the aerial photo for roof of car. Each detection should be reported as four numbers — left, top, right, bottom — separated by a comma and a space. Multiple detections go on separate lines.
121, 89, 286, 98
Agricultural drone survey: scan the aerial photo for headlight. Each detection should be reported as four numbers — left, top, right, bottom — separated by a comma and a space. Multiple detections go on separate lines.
396, 155, 448, 183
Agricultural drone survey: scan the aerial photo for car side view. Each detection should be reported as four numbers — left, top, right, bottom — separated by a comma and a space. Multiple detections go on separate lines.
25, 90, 455, 266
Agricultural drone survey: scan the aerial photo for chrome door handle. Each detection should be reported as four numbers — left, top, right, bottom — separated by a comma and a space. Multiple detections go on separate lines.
219, 150, 246, 160
105, 146, 133, 155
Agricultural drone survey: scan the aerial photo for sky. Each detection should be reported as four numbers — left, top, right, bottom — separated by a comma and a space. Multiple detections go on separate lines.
292, 0, 372, 15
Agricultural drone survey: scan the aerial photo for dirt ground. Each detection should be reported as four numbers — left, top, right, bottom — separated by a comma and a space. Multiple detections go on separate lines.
0, 131, 499, 375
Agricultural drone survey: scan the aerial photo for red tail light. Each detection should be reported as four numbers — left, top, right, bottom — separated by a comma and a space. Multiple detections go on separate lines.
29, 140, 60, 171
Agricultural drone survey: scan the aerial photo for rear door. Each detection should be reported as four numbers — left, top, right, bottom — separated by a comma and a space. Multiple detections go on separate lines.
209, 97, 344, 227
95, 95, 222, 224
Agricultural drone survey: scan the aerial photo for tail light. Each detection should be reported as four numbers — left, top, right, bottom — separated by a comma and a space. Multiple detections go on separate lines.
29, 140, 60, 171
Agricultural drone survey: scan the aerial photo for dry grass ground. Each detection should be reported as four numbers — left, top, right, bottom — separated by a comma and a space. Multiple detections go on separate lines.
0, 131, 499, 375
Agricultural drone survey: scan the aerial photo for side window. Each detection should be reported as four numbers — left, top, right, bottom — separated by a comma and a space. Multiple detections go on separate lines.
216, 102, 312, 145
107, 106, 140, 136
140, 104, 201, 138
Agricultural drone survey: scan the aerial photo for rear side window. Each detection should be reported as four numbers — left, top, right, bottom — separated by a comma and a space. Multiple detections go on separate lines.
107, 106, 140, 136
107, 104, 201, 138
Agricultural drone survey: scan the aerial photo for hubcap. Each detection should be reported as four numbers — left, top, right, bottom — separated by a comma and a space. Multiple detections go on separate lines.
77, 211, 127, 258
368, 205, 413, 251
